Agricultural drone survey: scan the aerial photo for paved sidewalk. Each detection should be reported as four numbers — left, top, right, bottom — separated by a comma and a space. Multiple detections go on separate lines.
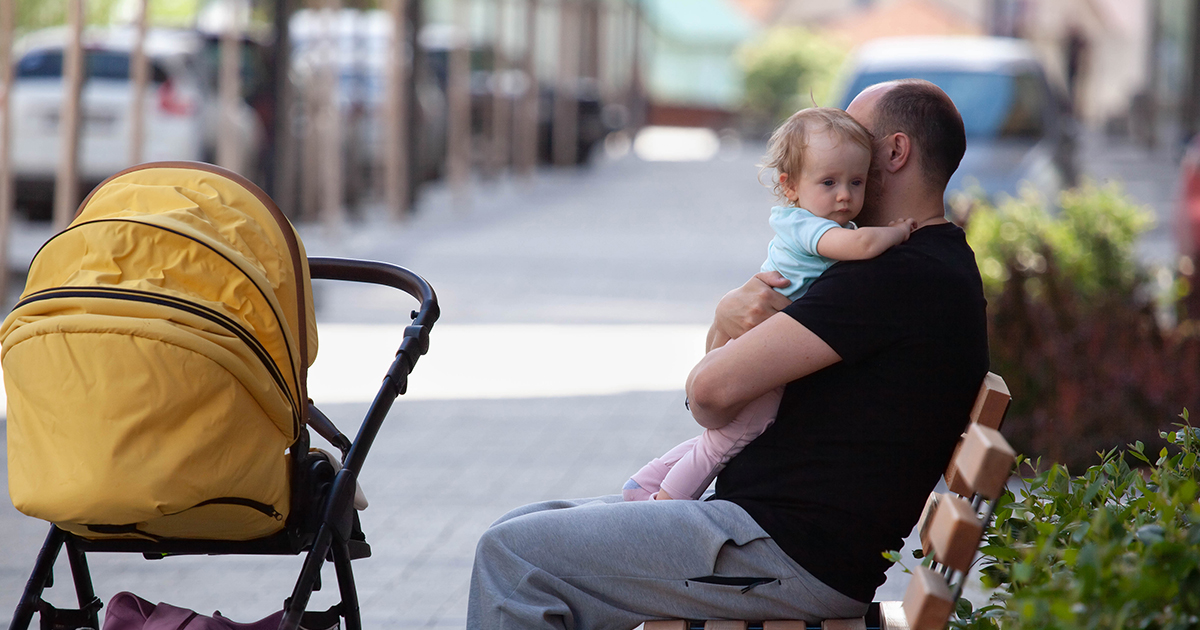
0, 126, 1182, 628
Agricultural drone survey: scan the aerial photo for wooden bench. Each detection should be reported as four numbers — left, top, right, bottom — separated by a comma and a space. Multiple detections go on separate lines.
644, 372, 1013, 630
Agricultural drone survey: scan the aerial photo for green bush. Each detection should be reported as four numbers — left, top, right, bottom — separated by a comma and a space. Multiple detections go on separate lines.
950, 416, 1200, 629
965, 183, 1200, 469
736, 27, 847, 129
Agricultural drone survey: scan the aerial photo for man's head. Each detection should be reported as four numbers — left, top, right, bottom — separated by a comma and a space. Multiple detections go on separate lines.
846, 80, 965, 225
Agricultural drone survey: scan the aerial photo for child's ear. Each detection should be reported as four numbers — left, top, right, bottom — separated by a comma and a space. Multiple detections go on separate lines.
779, 172, 799, 202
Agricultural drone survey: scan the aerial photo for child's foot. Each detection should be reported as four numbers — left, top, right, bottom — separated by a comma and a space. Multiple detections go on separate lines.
622, 479, 654, 501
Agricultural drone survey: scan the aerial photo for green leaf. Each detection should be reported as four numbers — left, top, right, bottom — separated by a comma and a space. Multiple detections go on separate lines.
955, 597, 974, 619
1012, 562, 1033, 583
1136, 524, 1165, 545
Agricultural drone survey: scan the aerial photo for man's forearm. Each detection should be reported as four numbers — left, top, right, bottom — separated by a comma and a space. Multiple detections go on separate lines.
688, 313, 843, 430
707, 326, 732, 353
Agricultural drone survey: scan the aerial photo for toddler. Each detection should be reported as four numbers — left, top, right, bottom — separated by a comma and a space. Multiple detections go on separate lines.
624, 107, 916, 501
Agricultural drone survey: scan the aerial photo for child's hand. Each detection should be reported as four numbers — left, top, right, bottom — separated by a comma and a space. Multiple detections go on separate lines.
889, 218, 917, 242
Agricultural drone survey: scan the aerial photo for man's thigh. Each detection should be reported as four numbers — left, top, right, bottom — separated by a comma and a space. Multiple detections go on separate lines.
474, 496, 866, 627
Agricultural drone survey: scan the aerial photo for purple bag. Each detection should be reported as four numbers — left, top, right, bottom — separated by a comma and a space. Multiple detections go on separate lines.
103, 593, 284, 630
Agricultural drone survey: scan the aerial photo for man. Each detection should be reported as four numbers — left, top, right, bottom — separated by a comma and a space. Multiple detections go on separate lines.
467, 80, 989, 630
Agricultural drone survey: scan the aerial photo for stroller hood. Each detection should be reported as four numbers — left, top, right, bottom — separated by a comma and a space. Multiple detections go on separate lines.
2, 162, 318, 540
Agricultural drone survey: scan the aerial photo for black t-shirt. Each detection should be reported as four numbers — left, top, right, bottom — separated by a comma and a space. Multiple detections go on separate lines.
709, 223, 989, 604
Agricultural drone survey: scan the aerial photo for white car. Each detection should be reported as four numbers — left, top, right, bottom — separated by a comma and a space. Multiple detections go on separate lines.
11, 27, 263, 218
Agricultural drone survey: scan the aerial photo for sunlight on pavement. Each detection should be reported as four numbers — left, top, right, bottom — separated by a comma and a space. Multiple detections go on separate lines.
0, 324, 708, 418
633, 126, 720, 162
309, 323, 709, 403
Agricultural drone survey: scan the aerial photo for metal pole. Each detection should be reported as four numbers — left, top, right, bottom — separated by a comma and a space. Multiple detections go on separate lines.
552, 0, 578, 166
446, 0, 471, 201
54, 0, 85, 232
383, 0, 411, 219
217, 0, 243, 173
0, 0, 13, 306
128, 0, 149, 165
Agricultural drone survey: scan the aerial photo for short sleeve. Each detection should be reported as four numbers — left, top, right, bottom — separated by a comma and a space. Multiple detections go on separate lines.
770, 208, 842, 258
782, 255, 907, 364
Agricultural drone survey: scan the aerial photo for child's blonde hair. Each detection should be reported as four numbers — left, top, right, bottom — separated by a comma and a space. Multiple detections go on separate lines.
761, 107, 874, 201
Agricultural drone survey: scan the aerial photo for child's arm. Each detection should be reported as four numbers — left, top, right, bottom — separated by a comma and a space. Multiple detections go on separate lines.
815, 218, 917, 261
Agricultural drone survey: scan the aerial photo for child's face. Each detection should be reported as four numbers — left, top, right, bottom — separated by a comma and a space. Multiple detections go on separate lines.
781, 129, 871, 226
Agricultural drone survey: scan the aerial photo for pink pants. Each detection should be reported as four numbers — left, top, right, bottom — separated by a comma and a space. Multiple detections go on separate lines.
632, 386, 785, 500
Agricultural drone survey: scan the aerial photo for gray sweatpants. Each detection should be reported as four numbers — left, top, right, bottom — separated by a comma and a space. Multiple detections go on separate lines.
466, 495, 869, 630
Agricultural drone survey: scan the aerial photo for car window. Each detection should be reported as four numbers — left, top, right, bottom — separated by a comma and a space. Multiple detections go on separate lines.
840, 69, 1047, 140
17, 49, 169, 83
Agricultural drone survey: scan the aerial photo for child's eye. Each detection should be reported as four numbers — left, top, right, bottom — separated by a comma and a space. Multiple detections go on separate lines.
822, 179, 835, 186
852, 179, 864, 186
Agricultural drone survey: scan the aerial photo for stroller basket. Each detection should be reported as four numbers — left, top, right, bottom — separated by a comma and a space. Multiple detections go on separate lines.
5, 162, 440, 630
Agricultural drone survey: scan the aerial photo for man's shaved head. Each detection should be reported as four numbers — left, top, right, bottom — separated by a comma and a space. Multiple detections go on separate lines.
850, 79, 966, 189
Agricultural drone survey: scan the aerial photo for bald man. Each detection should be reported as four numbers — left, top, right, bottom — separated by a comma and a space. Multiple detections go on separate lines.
466, 80, 989, 629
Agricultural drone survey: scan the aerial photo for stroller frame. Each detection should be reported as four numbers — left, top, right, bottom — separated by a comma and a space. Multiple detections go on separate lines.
9, 257, 440, 630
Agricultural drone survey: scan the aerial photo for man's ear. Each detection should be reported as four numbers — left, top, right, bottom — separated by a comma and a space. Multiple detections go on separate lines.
881, 132, 912, 174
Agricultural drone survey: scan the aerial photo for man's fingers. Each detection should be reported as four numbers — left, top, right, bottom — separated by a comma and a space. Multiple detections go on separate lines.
753, 270, 791, 289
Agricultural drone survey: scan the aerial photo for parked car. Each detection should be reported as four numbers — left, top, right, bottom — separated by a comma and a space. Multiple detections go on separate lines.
834, 36, 1078, 209
11, 26, 264, 219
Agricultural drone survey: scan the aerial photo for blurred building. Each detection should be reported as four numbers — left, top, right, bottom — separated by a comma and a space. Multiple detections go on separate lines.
639, 0, 759, 127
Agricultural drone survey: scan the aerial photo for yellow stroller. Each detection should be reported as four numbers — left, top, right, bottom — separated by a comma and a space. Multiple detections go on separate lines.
3, 162, 439, 630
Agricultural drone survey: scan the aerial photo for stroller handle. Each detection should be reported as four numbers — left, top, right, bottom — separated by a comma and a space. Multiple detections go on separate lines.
307, 257, 440, 477
308, 257, 439, 324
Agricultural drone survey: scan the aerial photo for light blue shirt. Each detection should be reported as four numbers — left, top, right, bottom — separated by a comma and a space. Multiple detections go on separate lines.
760, 206, 846, 300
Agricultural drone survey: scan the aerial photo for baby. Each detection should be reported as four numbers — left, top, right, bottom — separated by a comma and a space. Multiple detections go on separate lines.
624, 107, 916, 501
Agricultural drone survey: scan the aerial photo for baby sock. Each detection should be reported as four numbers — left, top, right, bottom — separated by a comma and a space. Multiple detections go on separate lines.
622, 458, 672, 501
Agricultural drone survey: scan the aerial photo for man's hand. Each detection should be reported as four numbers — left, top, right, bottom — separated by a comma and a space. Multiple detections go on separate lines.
711, 272, 793, 345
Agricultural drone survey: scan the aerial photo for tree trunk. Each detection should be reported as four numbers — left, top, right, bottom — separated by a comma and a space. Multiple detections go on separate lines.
383, 0, 410, 219
516, 0, 538, 179
0, 0, 14, 305
446, 0, 471, 201
217, 0, 243, 174
318, 0, 344, 230
54, 0, 85, 232
552, 0, 578, 167
490, 0, 510, 175
271, 0, 298, 214
128, 0, 149, 166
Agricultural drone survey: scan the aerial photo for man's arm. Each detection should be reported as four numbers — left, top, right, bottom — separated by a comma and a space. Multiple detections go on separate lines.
687, 312, 841, 429
815, 220, 915, 261
707, 272, 792, 351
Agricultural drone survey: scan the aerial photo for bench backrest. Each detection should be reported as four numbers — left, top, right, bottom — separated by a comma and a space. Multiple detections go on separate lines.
902, 373, 1014, 630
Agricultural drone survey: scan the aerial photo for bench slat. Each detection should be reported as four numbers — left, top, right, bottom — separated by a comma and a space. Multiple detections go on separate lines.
762, 621, 808, 630
902, 566, 954, 630
952, 424, 1016, 500
969, 372, 1010, 430
924, 495, 982, 573
878, 601, 909, 630
704, 621, 747, 630
644, 621, 688, 630
820, 617, 865, 630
